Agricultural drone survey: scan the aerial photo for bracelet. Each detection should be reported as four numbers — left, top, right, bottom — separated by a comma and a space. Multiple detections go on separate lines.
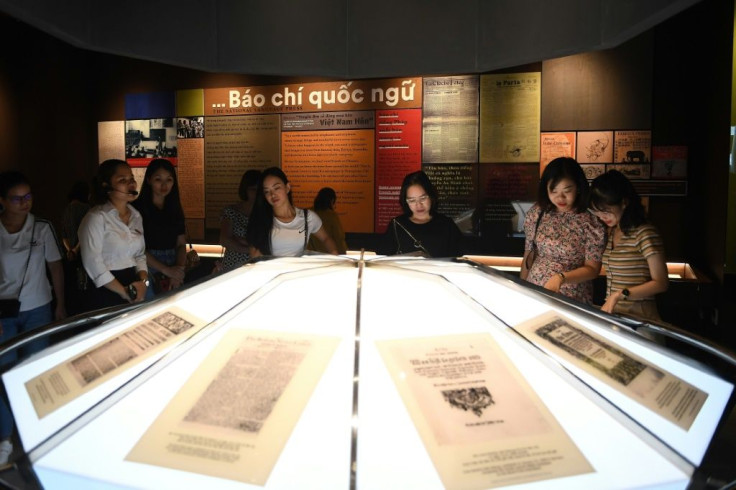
558, 272, 566, 284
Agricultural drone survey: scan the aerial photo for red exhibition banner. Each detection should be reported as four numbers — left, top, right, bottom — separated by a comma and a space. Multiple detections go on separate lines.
374, 109, 422, 233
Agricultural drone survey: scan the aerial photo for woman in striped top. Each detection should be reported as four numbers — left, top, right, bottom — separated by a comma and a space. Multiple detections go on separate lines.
589, 170, 668, 321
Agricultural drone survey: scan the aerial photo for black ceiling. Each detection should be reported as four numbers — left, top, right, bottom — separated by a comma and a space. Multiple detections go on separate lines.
0, 0, 701, 78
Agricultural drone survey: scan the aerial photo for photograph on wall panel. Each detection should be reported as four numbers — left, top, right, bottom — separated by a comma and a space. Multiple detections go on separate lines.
576, 131, 614, 164
422, 164, 477, 235
125, 119, 178, 167
479, 73, 541, 163
422, 75, 479, 164
177, 117, 204, 139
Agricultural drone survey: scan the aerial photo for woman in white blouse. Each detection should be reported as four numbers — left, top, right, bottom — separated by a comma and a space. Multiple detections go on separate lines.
78, 159, 149, 310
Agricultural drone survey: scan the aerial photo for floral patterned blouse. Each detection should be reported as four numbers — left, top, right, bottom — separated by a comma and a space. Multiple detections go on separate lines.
220, 204, 250, 272
523, 204, 606, 304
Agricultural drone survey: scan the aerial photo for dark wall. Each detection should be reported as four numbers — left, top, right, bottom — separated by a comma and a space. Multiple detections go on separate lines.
651, 0, 732, 282
0, 0, 732, 282
0, 14, 95, 228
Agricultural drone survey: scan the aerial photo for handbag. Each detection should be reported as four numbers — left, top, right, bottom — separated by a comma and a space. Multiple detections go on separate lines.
0, 220, 35, 319
152, 272, 173, 294
0, 299, 21, 319
524, 208, 546, 270
184, 223, 201, 271
185, 246, 200, 271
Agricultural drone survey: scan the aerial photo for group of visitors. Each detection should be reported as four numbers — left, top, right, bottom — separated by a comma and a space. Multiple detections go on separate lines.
0, 155, 669, 465
521, 157, 668, 321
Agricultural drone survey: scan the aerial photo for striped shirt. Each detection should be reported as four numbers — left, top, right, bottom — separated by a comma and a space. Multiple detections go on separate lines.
603, 223, 664, 301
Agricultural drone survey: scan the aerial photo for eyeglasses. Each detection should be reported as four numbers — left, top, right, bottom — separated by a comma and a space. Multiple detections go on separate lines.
588, 208, 614, 219
8, 193, 32, 204
406, 194, 429, 206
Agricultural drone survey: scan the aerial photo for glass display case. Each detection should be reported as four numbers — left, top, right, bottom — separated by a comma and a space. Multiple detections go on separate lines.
1, 254, 734, 489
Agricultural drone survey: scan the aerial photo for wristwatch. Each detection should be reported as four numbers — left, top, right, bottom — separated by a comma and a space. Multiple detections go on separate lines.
557, 272, 566, 284
143, 278, 150, 288
621, 288, 630, 299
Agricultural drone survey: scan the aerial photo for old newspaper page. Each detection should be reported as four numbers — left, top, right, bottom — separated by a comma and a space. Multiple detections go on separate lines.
25, 308, 205, 419
126, 330, 338, 485
376, 333, 593, 489
514, 312, 707, 430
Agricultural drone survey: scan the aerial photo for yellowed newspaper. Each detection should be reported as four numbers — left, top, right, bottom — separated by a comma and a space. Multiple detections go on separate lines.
514, 312, 707, 431
126, 330, 339, 485
377, 333, 593, 489
25, 308, 205, 419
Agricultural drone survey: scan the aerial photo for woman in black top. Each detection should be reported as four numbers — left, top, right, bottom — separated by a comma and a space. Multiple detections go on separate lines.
380, 171, 462, 257
133, 159, 186, 295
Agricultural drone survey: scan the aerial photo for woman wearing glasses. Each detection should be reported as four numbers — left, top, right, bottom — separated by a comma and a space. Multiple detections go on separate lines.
520, 157, 606, 304
380, 171, 462, 257
78, 159, 149, 310
0, 171, 66, 464
247, 167, 338, 257
589, 170, 667, 320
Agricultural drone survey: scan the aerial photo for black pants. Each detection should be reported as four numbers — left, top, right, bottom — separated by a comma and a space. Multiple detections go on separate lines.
83, 267, 138, 312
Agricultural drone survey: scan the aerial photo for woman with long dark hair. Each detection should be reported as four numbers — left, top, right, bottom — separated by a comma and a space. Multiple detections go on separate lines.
78, 159, 149, 309
133, 158, 186, 294
380, 170, 462, 257
246, 167, 338, 257
520, 157, 606, 304
589, 170, 667, 320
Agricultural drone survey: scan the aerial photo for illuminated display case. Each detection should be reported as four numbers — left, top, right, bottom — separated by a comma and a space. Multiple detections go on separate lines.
1, 255, 734, 489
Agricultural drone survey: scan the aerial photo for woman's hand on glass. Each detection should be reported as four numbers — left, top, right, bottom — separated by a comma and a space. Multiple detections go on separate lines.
543, 273, 564, 293
601, 290, 623, 313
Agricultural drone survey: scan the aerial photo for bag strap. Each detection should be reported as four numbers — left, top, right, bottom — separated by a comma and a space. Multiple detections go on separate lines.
17, 219, 36, 298
531, 207, 545, 248
184, 220, 194, 253
392, 218, 429, 254
392, 220, 402, 254
303, 208, 309, 251
525, 208, 545, 269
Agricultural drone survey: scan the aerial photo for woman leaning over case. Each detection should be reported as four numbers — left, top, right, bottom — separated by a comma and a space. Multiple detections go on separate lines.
247, 167, 338, 258
380, 170, 463, 257
78, 159, 149, 310
520, 157, 606, 304
133, 158, 186, 295
589, 170, 667, 320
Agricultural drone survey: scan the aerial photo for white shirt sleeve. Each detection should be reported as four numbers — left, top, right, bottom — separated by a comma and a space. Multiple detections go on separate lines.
79, 209, 115, 288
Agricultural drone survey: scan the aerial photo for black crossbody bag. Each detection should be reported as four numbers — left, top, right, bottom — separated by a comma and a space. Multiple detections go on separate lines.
0, 221, 35, 318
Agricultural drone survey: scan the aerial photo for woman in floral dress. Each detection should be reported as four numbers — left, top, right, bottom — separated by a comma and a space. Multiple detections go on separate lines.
520, 157, 606, 304
219, 169, 261, 272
